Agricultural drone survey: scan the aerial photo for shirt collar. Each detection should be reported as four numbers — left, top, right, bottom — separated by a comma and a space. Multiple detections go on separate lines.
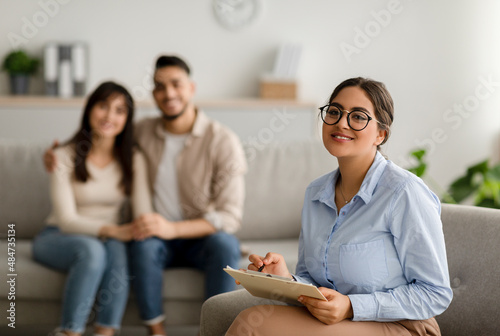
312, 151, 388, 207
356, 151, 387, 204
312, 171, 337, 209
153, 108, 208, 139
190, 109, 210, 138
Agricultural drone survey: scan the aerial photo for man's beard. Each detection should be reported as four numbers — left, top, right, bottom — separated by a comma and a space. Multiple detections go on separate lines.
161, 101, 188, 121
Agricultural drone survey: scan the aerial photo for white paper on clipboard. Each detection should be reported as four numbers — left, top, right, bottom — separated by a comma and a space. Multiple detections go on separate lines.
224, 266, 327, 305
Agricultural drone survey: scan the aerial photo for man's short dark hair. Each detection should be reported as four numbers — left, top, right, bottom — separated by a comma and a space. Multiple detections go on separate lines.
155, 55, 191, 75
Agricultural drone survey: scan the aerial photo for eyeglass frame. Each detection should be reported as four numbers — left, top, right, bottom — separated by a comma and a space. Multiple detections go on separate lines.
318, 104, 384, 131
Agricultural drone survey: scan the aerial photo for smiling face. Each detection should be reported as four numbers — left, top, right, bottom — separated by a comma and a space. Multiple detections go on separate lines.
152, 66, 195, 120
322, 86, 386, 161
89, 94, 128, 140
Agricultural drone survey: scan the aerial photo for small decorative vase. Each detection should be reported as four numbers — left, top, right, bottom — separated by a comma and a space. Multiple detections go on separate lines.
9, 74, 30, 95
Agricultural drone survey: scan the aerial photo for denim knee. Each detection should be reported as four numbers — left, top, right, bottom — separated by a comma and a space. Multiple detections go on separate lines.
129, 238, 167, 269
204, 232, 240, 259
103, 239, 130, 286
105, 239, 128, 268
74, 238, 107, 274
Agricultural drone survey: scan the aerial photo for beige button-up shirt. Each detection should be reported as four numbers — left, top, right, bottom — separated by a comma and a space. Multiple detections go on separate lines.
134, 111, 247, 233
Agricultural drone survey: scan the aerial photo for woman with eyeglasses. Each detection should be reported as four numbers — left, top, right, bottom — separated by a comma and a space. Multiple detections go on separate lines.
202, 77, 452, 336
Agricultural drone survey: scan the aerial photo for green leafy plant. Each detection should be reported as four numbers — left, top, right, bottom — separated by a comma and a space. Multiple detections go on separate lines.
406, 148, 500, 209
407, 149, 427, 178
447, 160, 500, 208
2, 50, 39, 75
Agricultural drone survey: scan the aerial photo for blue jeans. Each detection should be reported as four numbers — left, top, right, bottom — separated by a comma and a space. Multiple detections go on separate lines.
129, 232, 240, 322
32, 227, 130, 333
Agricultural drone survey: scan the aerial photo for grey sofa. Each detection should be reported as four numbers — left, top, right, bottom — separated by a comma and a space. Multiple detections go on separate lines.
1, 139, 500, 336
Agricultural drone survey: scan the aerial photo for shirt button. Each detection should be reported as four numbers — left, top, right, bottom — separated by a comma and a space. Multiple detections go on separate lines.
342, 212, 345, 215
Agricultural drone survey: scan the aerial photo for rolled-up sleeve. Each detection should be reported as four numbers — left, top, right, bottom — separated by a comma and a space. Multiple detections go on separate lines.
207, 133, 247, 233
131, 150, 154, 218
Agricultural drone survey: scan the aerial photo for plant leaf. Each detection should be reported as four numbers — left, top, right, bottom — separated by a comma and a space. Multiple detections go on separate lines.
408, 163, 427, 177
415, 163, 426, 177
448, 176, 477, 203
411, 149, 426, 161
466, 160, 489, 177
486, 164, 500, 180
476, 198, 498, 209
407, 149, 427, 177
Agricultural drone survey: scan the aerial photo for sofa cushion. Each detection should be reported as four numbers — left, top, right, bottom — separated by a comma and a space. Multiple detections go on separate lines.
238, 140, 337, 240
436, 203, 500, 336
0, 140, 51, 239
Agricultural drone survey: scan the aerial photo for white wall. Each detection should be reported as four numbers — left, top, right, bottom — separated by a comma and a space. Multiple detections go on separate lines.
1, 0, 500, 193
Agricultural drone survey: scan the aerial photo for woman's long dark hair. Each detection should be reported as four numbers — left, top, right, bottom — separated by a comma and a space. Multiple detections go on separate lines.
69, 81, 135, 195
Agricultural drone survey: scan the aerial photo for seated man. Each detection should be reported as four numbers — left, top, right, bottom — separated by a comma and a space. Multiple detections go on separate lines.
129, 55, 247, 336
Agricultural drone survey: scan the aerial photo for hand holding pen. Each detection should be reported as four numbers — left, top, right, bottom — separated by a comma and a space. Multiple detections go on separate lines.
247, 252, 293, 278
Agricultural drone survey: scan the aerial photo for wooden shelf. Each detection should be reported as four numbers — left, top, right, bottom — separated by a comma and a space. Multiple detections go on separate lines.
0, 95, 316, 109
0, 96, 84, 108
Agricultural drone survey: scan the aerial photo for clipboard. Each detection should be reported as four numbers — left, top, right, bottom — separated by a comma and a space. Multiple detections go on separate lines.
224, 266, 327, 305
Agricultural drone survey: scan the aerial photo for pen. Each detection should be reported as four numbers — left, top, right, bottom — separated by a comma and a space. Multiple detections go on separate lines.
258, 264, 265, 272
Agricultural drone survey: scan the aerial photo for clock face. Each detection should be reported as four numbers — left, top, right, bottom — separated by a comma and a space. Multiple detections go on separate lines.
213, 0, 262, 31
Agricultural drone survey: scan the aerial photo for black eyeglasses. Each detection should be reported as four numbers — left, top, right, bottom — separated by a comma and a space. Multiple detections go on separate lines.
318, 104, 382, 131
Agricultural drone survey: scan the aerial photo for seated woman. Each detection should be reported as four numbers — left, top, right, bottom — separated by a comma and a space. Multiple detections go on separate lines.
33, 82, 152, 336
201, 77, 453, 336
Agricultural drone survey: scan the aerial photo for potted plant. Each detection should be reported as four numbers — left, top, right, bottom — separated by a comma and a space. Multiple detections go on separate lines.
2, 50, 39, 95
447, 160, 500, 209
407, 148, 500, 209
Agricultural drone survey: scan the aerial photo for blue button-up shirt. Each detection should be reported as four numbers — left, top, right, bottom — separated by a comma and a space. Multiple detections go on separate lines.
294, 151, 453, 321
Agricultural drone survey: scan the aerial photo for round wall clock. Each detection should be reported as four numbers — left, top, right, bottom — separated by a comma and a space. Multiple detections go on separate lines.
213, 0, 262, 31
